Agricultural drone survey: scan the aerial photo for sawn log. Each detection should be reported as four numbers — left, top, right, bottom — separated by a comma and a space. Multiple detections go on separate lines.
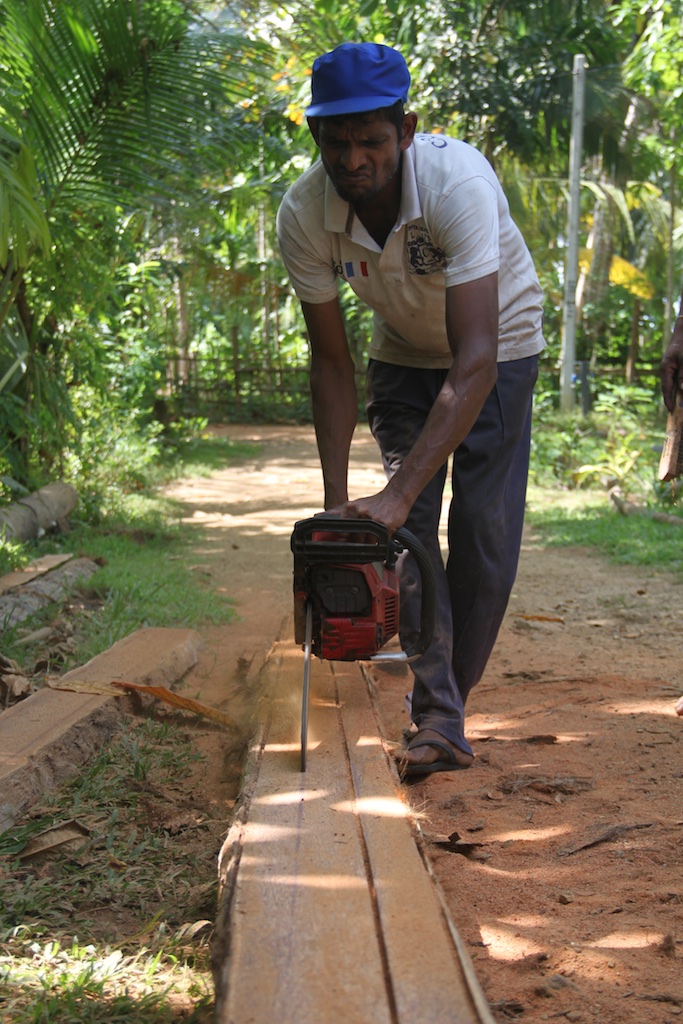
0, 482, 78, 541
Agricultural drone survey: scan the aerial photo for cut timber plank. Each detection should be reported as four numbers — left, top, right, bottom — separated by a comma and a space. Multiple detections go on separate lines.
0, 553, 74, 594
336, 662, 487, 1023
217, 654, 392, 1024
214, 645, 493, 1024
0, 627, 203, 833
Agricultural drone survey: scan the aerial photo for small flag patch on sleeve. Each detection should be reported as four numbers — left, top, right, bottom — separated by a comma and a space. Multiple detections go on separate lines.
344, 261, 369, 279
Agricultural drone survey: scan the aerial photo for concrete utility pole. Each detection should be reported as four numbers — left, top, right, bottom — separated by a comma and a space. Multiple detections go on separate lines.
560, 53, 586, 413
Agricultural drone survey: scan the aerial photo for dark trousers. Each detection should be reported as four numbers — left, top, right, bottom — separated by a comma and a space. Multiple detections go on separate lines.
365, 355, 538, 755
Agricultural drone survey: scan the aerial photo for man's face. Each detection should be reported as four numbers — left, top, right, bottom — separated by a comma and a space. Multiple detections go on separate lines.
314, 113, 405, 206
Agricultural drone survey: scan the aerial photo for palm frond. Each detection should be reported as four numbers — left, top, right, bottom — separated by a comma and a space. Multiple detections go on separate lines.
0, 315, 29, 394
0, 128, 52, 267
2, 0, 271, 217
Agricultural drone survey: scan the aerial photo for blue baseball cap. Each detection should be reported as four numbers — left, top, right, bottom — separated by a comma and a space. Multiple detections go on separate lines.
306, 43, 410, 118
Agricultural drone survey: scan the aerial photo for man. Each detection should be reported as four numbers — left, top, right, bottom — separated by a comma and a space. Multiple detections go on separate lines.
277, 42, 546, 777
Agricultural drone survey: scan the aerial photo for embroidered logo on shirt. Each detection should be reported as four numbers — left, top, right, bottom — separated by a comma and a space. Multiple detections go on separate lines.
406, 225, 446, 276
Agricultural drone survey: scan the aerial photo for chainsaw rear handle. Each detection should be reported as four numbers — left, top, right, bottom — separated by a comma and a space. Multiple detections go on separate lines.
291, 517, 436, 661
379, 524, 435, 662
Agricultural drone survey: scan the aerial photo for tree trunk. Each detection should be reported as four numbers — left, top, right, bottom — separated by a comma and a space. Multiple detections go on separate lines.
174, 272, 190, 385
0, 557, 98, 629
231, 321, 241, 409
610, 487, 683, 525
664, 137, 676, 346
625, 298, 641, 383
578, 191, 615, 361
0, 482, 78, 541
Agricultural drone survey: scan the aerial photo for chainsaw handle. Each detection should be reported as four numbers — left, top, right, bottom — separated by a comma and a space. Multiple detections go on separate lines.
291, 516, 393, 562
378, 525, 436, 663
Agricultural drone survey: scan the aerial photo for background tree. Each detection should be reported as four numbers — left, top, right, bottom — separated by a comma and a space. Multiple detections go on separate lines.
0, 0, 269, 487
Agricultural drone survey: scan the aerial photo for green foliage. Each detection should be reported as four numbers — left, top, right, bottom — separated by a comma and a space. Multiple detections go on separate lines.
1, 0, 257, 219
410, 0, 629, 165
0, 126, 51, 267
530, 374, 667, 501
0, 0, 271, 484
527, 496, 683, 573
0, 534, 28, 574
61, 389, 167, 522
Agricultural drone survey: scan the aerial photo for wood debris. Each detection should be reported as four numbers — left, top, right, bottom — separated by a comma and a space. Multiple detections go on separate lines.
0, 653, 32, 702
636, 992, 683, 1007
558, 821, 654, 857
111, 680, 238, 729
489, 999, 525, 1018
0, 557, 99, 629
17, 819, 91, 861
427, 830, 488, 858
515, 613, 565, 623
498, 772, 594, 796
610, 486, 683, 526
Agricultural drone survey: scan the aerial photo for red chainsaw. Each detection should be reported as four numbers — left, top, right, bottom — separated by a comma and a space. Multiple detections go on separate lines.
291, 517, 436, 771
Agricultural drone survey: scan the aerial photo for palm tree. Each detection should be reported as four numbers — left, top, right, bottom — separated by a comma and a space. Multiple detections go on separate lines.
0, 0, 266, 480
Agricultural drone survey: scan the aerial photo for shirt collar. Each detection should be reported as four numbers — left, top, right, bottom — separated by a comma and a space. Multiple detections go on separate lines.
396, 144, 421, 227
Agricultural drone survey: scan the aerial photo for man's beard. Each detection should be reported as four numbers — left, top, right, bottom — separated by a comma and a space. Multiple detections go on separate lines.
326, 163, 400, 207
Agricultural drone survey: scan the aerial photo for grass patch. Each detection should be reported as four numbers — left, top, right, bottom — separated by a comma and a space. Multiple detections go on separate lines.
72, 519, 234, 665
155, 434, 259, 482
0, 435, 258, 670
526, 485, 683, 574
0, 719, 218, 1023
1, 505, 235, 673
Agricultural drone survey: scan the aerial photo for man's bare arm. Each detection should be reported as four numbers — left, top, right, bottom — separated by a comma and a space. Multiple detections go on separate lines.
301, 298, 358, 508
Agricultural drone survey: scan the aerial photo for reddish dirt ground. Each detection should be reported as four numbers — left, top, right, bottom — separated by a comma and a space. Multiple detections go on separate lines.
167, 424, 683, 1024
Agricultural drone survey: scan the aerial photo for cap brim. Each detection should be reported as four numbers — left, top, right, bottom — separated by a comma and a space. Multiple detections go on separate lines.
305, 95, 405, 118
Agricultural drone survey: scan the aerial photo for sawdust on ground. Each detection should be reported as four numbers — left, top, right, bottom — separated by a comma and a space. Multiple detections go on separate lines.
166, 424, 682, 1024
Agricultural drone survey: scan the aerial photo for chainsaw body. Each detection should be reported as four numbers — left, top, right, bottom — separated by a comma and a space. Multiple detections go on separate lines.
291, 517, 435, 663
291, 517, 435, 771
295, 554, 400, 661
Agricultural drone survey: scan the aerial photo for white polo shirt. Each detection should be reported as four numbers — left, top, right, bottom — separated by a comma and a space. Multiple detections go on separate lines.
277, 133, 546, 369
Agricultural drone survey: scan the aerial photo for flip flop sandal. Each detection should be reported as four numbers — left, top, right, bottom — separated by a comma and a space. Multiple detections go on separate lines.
398, 735, 472, 779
